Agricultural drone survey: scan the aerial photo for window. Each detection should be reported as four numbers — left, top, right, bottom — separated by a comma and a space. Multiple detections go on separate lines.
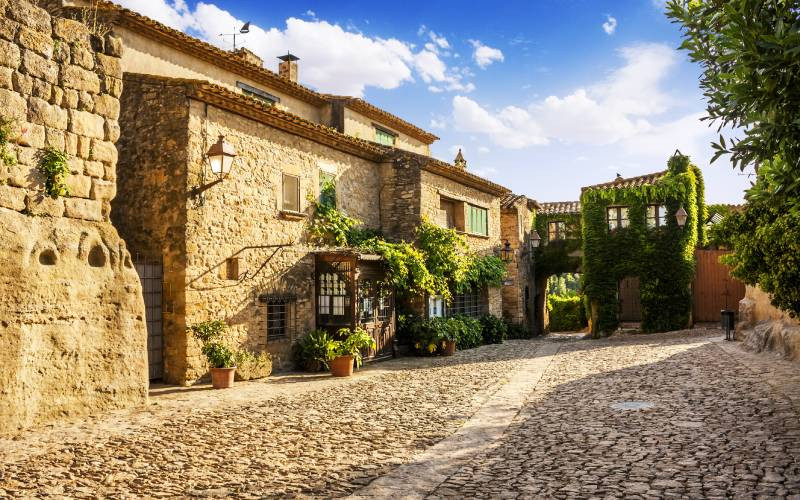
428, 295, 445, 318
448, 288, 486, 318
318, 270, 348, 317
319, 171, 335, 207
439, 199, 456, 229
259, 295, 297, 341
466, 204, 488, 236
378, 289, 392, 321
647, 204, 668, 228
547, 221, 566, 242
237, 81, 280, 105
282, 173, 300, 212
374, 126, 396, 146
359, 280, 375, 324
607, 206, 630, 231
224, 257, 239, 280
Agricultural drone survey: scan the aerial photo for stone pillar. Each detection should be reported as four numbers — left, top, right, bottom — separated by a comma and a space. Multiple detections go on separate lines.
0, 0, 147, 434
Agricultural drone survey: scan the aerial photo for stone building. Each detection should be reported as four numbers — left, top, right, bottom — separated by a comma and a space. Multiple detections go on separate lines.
32, 1, 526, 385
0, 0, 147, 434
500, 194, 539, 330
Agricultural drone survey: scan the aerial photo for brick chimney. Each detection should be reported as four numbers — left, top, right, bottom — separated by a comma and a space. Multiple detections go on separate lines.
278, 52, 299, 83
232, 47, 263, 67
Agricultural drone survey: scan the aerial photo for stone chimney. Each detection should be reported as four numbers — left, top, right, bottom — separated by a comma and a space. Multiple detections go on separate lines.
232, 47, 263, 67
278, 52, 299, 83
453, 148, 467, 169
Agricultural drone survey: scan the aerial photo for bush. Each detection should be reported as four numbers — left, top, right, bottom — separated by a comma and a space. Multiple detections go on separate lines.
234, 350, 272, 381
505, 320, 533, 339
187, 320, 235, 369
451, 316, 482, 350
547, 295, 588, 332
479, 314, 507, 344
292, 329, 335, 371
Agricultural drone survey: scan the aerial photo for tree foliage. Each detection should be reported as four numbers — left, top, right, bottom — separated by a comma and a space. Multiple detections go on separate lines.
668, 0, 800, 317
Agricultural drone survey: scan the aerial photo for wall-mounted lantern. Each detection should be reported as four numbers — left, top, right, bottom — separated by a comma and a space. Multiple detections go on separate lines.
530, 230, 541, 249
501, 240, 513, 262
206, 135, 237, 180
675, 206, 688, 228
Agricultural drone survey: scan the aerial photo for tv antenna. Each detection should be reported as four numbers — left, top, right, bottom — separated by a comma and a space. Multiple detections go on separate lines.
220, 22, 250, 51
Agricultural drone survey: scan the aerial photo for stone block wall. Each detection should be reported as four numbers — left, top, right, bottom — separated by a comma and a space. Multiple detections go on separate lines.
0, 0, 147, 434
501, 203, 534, 328
737, 285, 800, 362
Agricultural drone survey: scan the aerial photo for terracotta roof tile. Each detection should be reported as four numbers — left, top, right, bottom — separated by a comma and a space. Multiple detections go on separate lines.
538, 201, 581, 215
581, 171, 667, 191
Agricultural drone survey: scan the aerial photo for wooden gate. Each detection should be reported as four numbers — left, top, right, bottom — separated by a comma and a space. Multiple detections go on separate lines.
693, 249, 745, 322
619, 276, 642, 322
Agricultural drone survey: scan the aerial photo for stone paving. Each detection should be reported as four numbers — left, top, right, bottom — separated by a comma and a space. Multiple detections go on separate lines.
1, 330, 799, 499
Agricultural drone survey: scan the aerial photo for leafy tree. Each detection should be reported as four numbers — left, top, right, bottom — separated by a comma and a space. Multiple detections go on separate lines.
667, 0, 800, 317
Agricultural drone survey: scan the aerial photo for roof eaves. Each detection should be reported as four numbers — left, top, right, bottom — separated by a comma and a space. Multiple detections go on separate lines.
323, 94, 439, 144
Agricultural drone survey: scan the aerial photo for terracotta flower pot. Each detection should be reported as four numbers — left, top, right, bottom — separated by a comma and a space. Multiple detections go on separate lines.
442, 340, 457, 356
210, 367, 236, 389
330, 355, 354, 377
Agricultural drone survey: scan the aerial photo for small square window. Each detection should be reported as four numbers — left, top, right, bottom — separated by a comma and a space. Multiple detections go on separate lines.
607, 206, 630, 231
282, 173, 300, 212
260, 295, 297, 342
224, 257, 239, 280
548, 221, 566, 241
647, 204, 668, 228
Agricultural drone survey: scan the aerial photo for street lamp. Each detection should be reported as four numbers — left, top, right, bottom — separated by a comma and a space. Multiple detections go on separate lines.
500, 240, 513, 262
675, 206, 688, 228
530, 230, 541, 250
206, 135, 237, 180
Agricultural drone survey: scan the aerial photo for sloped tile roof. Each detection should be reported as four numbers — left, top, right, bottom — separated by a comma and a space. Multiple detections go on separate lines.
581, 171, 667, 191
501, 194, 539, 210
539, 201, 581, 215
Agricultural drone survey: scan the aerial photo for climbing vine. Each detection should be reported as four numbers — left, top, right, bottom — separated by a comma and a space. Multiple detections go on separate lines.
308, 181, 505, 300
580, 153, 704, 336
37, 147, 71, 199
533, 211, 583, 278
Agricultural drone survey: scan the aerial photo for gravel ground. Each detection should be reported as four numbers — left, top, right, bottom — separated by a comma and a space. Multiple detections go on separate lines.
0, 339, 545, 498
430, 331, 800, 499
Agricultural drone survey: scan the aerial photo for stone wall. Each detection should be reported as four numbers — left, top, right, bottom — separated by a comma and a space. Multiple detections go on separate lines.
343, 107, 429, 156
501, 201, 534, 328
0, 0, 147, 434
737, 284, 800, 362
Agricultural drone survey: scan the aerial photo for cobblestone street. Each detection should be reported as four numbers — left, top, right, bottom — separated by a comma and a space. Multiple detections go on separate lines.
1, 330, 799, 498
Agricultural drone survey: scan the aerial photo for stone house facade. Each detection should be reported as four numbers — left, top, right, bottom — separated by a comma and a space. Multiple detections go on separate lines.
0, 0, 147, 434
39, 0, 526, 387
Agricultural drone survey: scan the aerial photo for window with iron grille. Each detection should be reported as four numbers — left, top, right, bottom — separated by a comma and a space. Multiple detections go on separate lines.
378, 290, 392, 321
448, 287, 486, 318
259, 295, 297, 341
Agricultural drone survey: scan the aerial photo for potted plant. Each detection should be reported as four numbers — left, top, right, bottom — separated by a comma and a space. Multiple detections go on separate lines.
292, 329, 335, 372
329, 327, 376, 377
188, 320, 237, 389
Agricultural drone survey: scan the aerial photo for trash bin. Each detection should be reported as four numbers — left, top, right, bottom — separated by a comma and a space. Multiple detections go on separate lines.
721, 309, 735, 341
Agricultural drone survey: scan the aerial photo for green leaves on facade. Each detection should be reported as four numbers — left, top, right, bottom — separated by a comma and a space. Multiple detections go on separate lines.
37, 147, 71, 199
580, 155, 704, 336
307, 185, 507, 301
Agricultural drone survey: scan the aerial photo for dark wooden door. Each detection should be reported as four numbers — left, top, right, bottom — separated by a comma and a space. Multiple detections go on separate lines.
134, 260, 163, 380
692, 250, 746, 322
619, 276, 642, 322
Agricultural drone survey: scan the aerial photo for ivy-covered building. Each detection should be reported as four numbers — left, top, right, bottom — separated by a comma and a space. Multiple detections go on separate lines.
580, 153, 705, 337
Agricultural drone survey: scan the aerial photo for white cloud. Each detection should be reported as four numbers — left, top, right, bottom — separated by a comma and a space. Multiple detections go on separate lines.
429, 117, 446, 129
451, 43, 687, 149
304, 10, 316, 19
602, 15, 618, 35
470, 40, 504, 69
478, 146, 490, 154
116, 0, 474, 97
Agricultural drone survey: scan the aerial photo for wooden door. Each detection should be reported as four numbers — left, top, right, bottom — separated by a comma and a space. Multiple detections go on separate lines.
692, 250, 746, 322
619, 276, 642, 322
357, 267, 395, 360
134, 260, 163, 380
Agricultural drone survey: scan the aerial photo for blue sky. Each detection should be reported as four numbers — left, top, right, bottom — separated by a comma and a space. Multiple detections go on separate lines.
119, 0, 754, 204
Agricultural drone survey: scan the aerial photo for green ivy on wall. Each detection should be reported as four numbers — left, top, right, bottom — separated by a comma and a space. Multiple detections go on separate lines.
580, 153, 705, 337
308, 181, 506, 301
533, 211, 583, 278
